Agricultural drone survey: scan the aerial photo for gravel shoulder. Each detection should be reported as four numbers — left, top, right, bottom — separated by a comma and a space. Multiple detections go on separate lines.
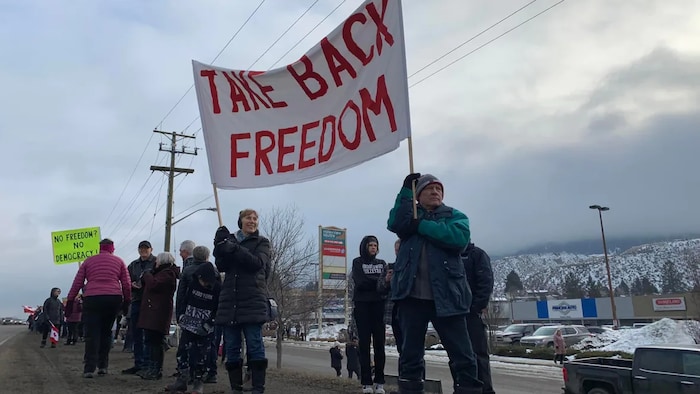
0, 330, 361, 394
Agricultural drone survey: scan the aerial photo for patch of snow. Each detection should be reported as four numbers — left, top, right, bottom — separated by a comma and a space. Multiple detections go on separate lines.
572, 318, 699, 354
308, 324, 347, 341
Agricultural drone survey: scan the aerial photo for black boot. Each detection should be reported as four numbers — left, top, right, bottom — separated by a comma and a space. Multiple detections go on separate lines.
166, 368, 188, 393
249, 358, 268, 394
454, 385, 483, 394
226, 360, 244, 394
398, 379, 424, 394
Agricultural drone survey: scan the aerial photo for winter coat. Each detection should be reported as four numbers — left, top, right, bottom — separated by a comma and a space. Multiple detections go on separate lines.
461, 243, 494, 313
387, 186, 472, 317
554, 333, 566, 355
345, 343, 360, 371
42, 292, 64, 325
65, 298, 83, 323
127, 255, 157, 302
351, 235, 386, 303
330, 347, 343, 369
213, 230, 271, 326
377, 264, 395, 325
176, 260, 219, 319
67, 251, 131, 302
137, 262, 180, 334
179, 274, 221, 336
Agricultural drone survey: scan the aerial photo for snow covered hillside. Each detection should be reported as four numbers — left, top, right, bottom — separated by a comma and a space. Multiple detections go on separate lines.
492, 238, 700, 296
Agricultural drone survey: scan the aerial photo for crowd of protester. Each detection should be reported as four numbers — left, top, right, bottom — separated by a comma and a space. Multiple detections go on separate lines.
29, 173, 496, 394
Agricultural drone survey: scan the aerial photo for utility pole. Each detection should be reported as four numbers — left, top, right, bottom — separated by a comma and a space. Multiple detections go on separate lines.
150, 129, 197, 252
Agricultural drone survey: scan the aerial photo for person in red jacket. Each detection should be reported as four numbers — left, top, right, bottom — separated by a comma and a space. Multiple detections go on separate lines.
66, 238, 131, 378
65, 293, 83, 345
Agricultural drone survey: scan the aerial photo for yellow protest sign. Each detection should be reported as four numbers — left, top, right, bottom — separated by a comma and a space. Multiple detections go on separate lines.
51, 227, 101, 265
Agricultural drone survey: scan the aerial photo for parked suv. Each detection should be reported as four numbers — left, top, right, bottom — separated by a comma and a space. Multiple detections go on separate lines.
495, 323, 544, 345
520, 325, 591, 347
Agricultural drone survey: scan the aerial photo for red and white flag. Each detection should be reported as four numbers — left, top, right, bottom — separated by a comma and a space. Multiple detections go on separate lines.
49, 322, 60, 345
23, 305, 36, 314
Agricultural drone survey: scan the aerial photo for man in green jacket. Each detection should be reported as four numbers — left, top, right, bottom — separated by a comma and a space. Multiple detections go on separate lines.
387, 173, 482, 394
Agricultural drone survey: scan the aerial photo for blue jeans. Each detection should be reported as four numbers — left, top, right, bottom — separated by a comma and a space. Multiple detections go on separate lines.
130, 301, 149, 368
396, 298, 481, 389
223, 323, 265, 364
207, 325, 224, 374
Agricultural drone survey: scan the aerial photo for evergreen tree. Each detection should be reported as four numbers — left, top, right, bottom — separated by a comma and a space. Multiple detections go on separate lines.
617, 279, 630, 296
585, 275, 603, 298
563, 272, 585, 299
631, 277, 643, 296
504, 270, 524, 298
641, 276, 659, 295
661, 260, 687, 294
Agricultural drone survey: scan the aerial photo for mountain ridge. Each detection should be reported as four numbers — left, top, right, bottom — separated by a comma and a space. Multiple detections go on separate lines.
491, 237, 700, 296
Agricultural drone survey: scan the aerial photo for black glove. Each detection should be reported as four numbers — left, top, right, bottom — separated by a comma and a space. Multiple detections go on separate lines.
122, 302, 130, 317
403, 173, 421, 189
407, 218, 421, 235
214, 225, 231, 245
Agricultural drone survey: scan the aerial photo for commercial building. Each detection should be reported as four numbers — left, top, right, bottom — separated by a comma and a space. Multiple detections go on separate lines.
490, 292, 699, 327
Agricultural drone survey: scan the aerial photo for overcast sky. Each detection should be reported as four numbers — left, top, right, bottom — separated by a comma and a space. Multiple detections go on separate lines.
1, 0, 698, 317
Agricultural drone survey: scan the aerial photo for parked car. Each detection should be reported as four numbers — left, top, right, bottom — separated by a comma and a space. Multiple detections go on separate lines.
495, 323, 544, 345
563, 344, 700, 394
586, 326, 612, 335
520, 325, 591, 347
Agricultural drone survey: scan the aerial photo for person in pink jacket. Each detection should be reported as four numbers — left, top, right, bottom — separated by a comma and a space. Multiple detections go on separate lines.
66, 238, 131, 378
553, 329, 566, 365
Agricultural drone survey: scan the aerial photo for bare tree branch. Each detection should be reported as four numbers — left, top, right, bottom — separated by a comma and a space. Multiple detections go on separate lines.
259, 204, 334, 369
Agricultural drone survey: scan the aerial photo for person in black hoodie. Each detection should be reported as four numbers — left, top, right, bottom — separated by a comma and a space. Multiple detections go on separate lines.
167, 261, 221, 394
461, 243, 495, 394
351, 235, 387, 394
40, 287, 64, 348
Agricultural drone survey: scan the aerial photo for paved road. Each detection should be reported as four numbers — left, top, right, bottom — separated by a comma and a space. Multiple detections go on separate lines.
0, 325, 25, 347
265, 342, 564, 394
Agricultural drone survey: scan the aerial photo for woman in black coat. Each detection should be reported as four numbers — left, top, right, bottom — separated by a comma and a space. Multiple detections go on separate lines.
213, 209, 271, 394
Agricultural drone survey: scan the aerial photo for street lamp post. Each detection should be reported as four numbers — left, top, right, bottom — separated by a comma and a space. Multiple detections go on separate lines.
171, 207, 218, 226
589, 204, 618, 328
166, 207, 217, 251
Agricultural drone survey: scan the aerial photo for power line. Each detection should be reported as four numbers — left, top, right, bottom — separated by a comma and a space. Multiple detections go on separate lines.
154, 0, 266, 130
176, 0, 340, 136
109, 171, 164, 236
409, 0, 567, 88
267, 0, 348, 70
247, 0, 320, 70
103, 133, 155, 227
408, 0, 538, 79
174, 195, 215, 218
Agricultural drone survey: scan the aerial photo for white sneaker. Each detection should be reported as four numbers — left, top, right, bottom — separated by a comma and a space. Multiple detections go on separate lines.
374, 383, 385, 394
362, 385, 374, 393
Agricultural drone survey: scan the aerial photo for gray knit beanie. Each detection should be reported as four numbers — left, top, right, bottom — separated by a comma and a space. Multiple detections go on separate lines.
415, 174, 443, 197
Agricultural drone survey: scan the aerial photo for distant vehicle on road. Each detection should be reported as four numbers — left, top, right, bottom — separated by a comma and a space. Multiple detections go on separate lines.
520, 325, 590, 347
495, 323, 544, 345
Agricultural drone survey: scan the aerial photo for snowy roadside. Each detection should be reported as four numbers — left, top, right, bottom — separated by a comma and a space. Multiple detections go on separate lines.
271, 338, 563, 368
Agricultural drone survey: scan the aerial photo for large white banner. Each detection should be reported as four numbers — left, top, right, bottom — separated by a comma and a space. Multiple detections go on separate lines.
193, 0, 410, 189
